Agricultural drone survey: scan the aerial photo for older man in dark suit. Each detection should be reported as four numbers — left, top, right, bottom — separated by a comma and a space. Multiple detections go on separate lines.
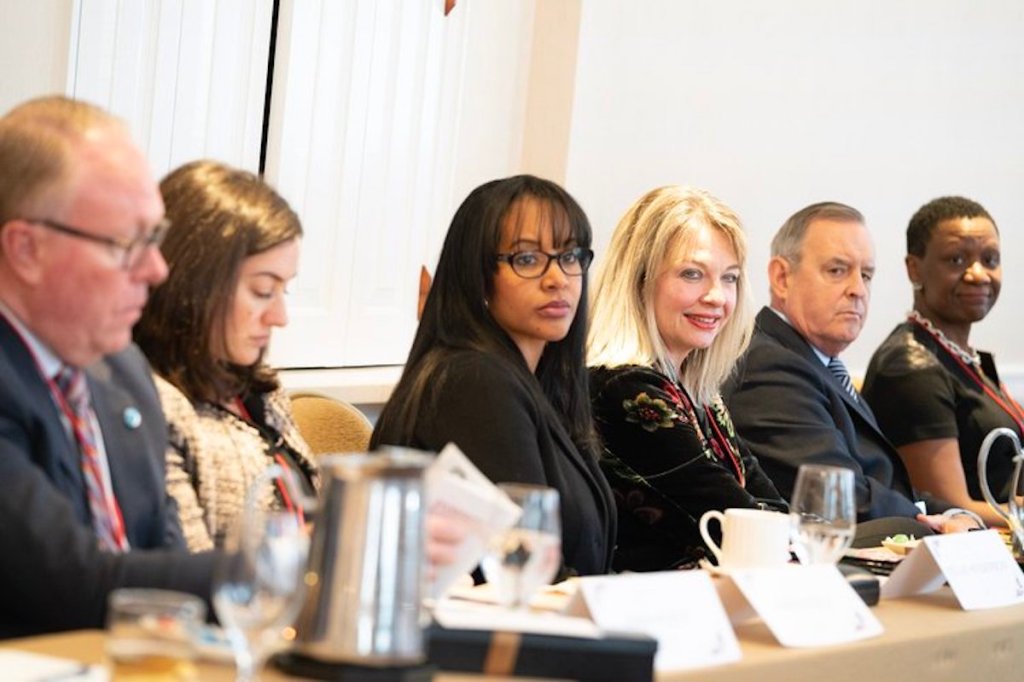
723, 202, 983, 535
0, 97, 217, 637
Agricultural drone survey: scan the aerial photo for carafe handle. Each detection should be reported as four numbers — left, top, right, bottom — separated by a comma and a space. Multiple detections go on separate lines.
977, 428, 1024, 533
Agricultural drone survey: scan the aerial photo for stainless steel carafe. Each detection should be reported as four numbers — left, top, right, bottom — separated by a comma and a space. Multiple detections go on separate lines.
977, 427, 1024, 557
292, 450, 431, 665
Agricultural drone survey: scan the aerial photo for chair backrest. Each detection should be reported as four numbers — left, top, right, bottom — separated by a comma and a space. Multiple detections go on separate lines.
289, 391, 374, 455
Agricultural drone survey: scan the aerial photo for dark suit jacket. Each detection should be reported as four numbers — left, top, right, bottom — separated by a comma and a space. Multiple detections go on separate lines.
722, 307, 924, 521
0, 316, 217, 638
373, 349, 616, 576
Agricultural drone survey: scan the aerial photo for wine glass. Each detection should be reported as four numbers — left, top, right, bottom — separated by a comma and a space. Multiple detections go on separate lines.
481, 483, 561, 609
790, 464, 856, 564
213, 466, 309, 681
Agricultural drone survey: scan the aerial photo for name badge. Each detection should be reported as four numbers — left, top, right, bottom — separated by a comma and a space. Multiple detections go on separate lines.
881, 530, 1024, 609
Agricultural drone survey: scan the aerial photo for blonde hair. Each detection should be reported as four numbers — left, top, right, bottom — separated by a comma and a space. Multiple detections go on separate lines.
0, 96, 120, 223
588, 185, 753, 405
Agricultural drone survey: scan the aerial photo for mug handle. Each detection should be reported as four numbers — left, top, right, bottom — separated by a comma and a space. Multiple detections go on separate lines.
698, 510, 726, 564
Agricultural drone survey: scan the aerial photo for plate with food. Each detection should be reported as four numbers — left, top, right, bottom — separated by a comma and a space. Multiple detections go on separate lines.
880, 534, 921, 556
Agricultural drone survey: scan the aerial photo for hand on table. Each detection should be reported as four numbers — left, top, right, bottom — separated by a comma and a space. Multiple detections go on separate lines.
916, 512, 984, 534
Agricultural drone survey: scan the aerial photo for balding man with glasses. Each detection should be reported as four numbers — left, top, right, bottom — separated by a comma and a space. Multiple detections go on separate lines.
0, 96, 218, 637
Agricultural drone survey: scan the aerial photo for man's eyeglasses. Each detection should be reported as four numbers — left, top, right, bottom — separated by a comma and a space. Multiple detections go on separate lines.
495, 247, 594, 279
26, 217, 171, 270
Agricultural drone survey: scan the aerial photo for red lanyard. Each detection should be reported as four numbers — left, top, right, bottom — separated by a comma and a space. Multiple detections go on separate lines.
910, 317, 1024, 435
233, 397, 306, 524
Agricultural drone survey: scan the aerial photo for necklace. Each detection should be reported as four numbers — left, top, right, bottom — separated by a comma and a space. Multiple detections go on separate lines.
907, 310, 981, 366
908, 311, 1024, 434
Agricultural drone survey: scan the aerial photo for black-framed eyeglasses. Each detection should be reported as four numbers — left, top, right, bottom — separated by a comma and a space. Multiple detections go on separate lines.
495, 247, 594, 279
26, 217, 171, 270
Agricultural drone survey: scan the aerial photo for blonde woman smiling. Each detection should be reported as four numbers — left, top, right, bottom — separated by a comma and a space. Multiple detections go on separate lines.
588, 186, 784, 571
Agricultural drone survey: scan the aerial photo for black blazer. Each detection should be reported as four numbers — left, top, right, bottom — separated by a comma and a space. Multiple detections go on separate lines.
722, 307, 925, 521
373, 349, 616, 576
0, 316, 217, 638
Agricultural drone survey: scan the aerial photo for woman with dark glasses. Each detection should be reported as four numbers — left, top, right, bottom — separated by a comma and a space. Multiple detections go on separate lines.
372, 174, 616, 577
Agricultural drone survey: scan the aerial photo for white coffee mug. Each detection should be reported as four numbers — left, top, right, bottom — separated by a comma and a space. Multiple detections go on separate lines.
698, 508, 791, 569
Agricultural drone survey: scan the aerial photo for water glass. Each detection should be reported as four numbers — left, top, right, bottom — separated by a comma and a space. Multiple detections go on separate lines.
213, 468, 309, 681
481, 483, 561, 609
790, 464, 856, 564
106, 588, 205, 681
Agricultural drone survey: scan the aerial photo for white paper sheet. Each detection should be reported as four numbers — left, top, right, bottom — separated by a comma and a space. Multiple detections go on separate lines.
0, 650, 107, 681
425, 443, 523, 599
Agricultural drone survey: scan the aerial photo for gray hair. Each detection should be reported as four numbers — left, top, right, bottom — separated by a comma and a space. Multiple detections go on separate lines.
771, 202, 864, 264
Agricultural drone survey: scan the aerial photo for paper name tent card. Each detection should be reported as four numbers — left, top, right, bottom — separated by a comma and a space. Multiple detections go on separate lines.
726, 564, 884, 647
881, 529, 1024, 609
567, 570, 741, 672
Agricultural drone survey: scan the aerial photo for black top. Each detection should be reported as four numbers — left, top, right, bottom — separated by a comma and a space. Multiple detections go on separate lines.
591, 365, 784, 571
863, 321, 1022, 501
372, 349, 616, 577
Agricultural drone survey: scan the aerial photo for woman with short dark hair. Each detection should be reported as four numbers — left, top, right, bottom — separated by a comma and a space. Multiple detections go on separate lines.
371, 174, 615, 577
863, 196, 1019, 526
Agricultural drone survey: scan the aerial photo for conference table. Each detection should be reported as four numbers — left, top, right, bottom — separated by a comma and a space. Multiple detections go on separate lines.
4, 588, 1024, 681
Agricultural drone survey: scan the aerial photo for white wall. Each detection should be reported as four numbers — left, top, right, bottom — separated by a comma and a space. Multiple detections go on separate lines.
0, 0, 72, 113
5, 0, 1024, 398
566, 0, 1024, 377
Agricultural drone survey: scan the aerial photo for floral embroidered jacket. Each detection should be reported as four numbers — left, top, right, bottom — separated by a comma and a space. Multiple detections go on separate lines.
590, 365, 784, 571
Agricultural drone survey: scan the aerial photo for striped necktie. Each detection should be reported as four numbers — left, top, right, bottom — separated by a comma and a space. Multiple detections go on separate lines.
55, 366, 130, 552
827, 357, 859, 403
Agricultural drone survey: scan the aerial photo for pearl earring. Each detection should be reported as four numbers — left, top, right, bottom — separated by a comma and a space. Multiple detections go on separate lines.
912, 282, 923, 292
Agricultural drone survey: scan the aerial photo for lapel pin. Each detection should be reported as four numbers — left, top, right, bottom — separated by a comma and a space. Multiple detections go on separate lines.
123, 407, 142, 430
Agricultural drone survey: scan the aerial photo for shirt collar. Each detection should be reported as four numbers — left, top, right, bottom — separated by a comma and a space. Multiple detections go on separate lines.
0, 298, 65, 380
768, 306, 833, 368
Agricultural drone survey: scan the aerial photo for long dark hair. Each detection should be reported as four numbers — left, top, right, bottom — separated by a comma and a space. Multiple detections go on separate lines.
134, 160, 302, 403
372, 174, 595, 449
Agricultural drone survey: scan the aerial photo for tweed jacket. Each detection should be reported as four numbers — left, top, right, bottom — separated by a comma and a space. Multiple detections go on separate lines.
156, 375, 318, 551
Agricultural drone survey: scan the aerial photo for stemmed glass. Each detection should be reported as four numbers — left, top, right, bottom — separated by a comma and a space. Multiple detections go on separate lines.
790, 464, 856, 564
213, 466, 309, 681
481, 483, 562, 609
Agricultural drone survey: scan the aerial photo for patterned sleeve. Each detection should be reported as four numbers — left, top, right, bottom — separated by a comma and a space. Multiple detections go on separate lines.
154, 376, 215, 553
592, 367, 763, 523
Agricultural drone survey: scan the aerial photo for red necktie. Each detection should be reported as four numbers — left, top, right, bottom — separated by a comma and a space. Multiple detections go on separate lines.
55, 366, 130, 552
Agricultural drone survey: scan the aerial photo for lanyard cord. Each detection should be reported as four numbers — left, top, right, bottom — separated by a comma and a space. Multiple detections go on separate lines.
231, 396, 305, 524
909, 316, 1024, 434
